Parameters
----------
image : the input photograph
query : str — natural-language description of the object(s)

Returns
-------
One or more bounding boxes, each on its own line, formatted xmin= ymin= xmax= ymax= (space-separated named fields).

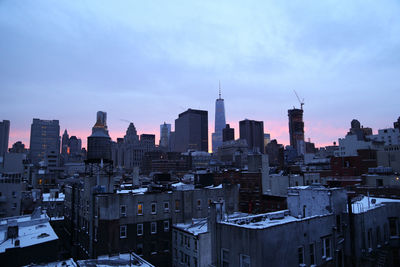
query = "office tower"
xmin=124 ymin=122 xmax=139 ymax=144
xmin=222 ymin=124 xmax=234 ymax=142
xmin=159 ymin=122 xmax=171 ymax=149
xmin=264 ymin=133 xmax=271 ymax=153
xmin=175 ymin=109 xmax=208 ymax=152
xmin=394 ymin=117 xmax=400 ymax=130
xmin=29 ymin=119 xmax=60 ymax=165
xmin=9 ymin=141 xmax=27 ymax=153
xmin=239 ymin=119 xmax=264 ymax=153
xmin=61 ymin=129 xmax=69 ymax=155
xmin=87 ymin=111 xmax=111 ymax=160
xmin=140 ymin=134 xmax=156 ymax=152
xmin=288 ymin=108 xmax=304 ymax=151
xmin=212 ymin=89 xmax=226 ymax=152
xmin=68 ymin=136 xmax=82 ymax=155
xmin=0 ymin=120 xmax=10 ymax=158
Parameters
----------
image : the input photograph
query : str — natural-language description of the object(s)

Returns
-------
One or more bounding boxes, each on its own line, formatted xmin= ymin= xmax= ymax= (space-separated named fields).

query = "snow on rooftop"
xmin=77 ymin=253 xmax=154 ymax=267
xmin=204 ymin=184 xmax=223 ymax=189
xmin=117 ymin=187 xmax=148 ymax=194
xmin=26 ymin=258 xmax=77 ymax=267
xmin=350 ymin=196 xmax=400 ymax=214
xmin=174 ymin=218 xmax=208 ymax=236
xmin=42 ymin=193 xmax=65 ymax=202
xmin=171 ymin=182 xmax=194 ymax=191
xmin=0 ymin=214 xmax=58 ymax=253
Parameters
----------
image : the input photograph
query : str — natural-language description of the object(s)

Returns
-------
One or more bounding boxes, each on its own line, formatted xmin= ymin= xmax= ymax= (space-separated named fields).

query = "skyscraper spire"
xmin=219 ymin=81 xmax=221 ymax=99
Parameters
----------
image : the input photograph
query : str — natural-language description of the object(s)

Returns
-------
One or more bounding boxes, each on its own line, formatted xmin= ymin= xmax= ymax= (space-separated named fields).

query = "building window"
xmin=310 ymin=243 xmax=315 ymax=265
xmin=12 ymin=191 xmax=16 ymax=198
xmin=377 ymin=226 xmax=381 ymax=246
xmin=12 ymin=203 xmax=17 ymax=209
xmin=164 ymin=220 xmax=169 ymax=232
xmin=336 ymin=214 xmax=341 ymax=233
xmin=240 ymin=254 xmax=250 ymax=267
xmin=389 ymin=217 xmax=398 ymax=237
xmin=197 ymin=199 xmax=202 ymax=209
xmin=175 ymin=200 xmax=180 ymax=212
xmin=151 ymin=202 xmax=157 ymax=214
xmin=174 ymin=248 xmax=178 ymax=259
xmin=164 ymin=201 xmax=170 ymax=212
xmin=184 ymin=235 xmax=188 ymax=247
xmin=180 ymin=233 xmax=183 ymax=246
xmin=298 ymin=246 xmax=304 ymax=265
xmin=151 ymin=222 xmax=157 ymax=234
xmin=120 ymin=205 xmax=127 ymax=217
xmin=150 ymin=241 xmax=157 ymax=255
xmin=137 ymin=223 xmax=143 ymax=236
xmin=137 ymin=203 xmax=143 ymax=215
xmin=136 ymin=243 xmax=143 ymax=255
xmin=322 ymin=237 xmax=331 ymax=259
xmin=194 ymin=257 xmax=198 ymax=267
xmin=222 ymin=248 xmax=230 ymax=267
xmin=120 ymin=225 xmax=127 ymax=239
xmin=368 ymin=228 xmax=372 ymax=249
xmin=185 ymin=254 xmax=190 ymax=265
xmin=174 ymin=231 xmax=177 ymax=244
xmin=194 ymin=238 xmax=198 ymax=251
xmin=180 ymin=251 xmax=184 ymax=263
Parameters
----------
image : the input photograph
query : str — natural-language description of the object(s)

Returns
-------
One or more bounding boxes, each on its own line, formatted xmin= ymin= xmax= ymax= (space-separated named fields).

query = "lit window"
xmin=137 ymin=224 xmax=143 ymax=236
xmin=164 ymin=220 xmax=169 ymax=232
xmin=240 ymin=254 xmax=250 ymax=267
xmin=151 ymin=202 xmax=157 ymax=214
xmin=197 ymin=199 xmax=202 ymax=209
xmin=120 ymin=205 xmax=127 ymax=217
xmin=164 ymin=201 xmax=170 ymax=212
xmin=137 ymin=203 xmax=143 ymax=215
xmin=120 ymin=225 xmax=127 ymax=238
xmin=151 ymin=222 xmax=157 ymax=234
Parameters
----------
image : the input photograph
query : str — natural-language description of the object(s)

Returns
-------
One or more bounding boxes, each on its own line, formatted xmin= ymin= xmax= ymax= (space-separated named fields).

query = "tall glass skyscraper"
xmin=212 ymin=88 xmax=226 ymax=153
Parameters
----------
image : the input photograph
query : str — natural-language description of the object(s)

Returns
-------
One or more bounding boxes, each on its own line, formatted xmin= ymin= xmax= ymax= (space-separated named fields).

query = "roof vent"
xmin=14 ymin=239 xmax=20 ymax=247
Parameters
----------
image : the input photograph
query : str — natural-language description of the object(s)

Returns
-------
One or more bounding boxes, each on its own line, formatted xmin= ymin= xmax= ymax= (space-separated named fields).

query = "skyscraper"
xmin=288 ymin=108 xmax=304 ymax=152
xmin=61 ymin=129 xmax=69 ymax=155
xmin=0 ymin=120 xmax=10 ymax=158
xmin=159 ymin=122 xmax=171 ymax=149
xmin=222 ymin=124 xmax=234 ymax=142
xmin=239 ymin=119 xmax=264 ymax=153
xmin=29 ymin=119 xmax=60 ymax=165
xmin=175 ymin=109 xmax=208 ymax=152
xmin=212 ymin=88 xmax=226 ymax=153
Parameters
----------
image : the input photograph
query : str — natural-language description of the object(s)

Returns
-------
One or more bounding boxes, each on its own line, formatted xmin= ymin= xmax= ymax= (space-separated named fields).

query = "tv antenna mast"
xmin=293 ymin=90 xmax=304 ymax=110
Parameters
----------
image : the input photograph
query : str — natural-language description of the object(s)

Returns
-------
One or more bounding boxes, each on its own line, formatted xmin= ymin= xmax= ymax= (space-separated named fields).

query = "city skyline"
xmin=1 ymin=0 xmax=400 ymax=150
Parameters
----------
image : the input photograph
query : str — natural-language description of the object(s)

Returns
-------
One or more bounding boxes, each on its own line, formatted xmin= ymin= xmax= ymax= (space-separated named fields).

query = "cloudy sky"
xmin=1 ymin=0 xmax=399 ymax=150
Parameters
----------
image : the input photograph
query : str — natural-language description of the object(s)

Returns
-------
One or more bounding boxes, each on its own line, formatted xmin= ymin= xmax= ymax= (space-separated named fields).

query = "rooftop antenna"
xmin=293 ymin=90 xmax=304 ymax=110
xmin=219 ymin=81 xmax=222 ymax=99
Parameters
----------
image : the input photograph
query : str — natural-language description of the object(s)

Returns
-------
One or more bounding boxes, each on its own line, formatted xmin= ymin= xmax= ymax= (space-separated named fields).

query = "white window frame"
xmin=164 ymin=201 xmax=170 ymax=212
xmin=322 ymin=237 xmax=331 ymax=259
xmin=164 ymin=220 xmax=169 ymax=232
xmin=137 ymin=223 xmax=143 ymax=236
xmin=151 ymin=221 xmax=157 ymax=234
xmin=120 ymin=225 xmax=127 ymax=239
xmin=120 ymin=205 xmax=127 ymax=217
xmin=151 ymin=202 xmax=157 ymax=214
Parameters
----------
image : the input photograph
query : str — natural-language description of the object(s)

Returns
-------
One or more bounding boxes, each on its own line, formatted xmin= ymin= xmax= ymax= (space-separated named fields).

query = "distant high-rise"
xmin=175 ymin=109 xmax=208 ymax=152
xmin=212 ymin=88 xmax=226 ymax=152
xmin=288 ymin=108 xmax=304 ymax=151
xmin=239 ymin=119 xmax=264 ymax=153
xmin=394 ymin=117 xmax=400 ymax=130
xmin=29 ymin=119 xmax=60 ymax=164
xmin=0 ymin=120 xmax=10 ymax=158
xmin=140 ymin=134 xmax=156 ymax=152
xmin=222 ymin=124 xmax=234 ymax=142
xmin=87 ymin=111 xmax=111 ymax=160
xmin=61 ymin=129 xmax=69 ymax=155
xmin=124 ymin=123 xmax=139 ymax=144
xmin=159 ymin=122 xmax=171 ymax=149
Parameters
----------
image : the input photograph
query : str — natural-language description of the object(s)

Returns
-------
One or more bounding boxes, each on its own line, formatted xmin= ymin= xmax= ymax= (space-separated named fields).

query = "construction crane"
xmin=293 ymin=90 xmax=304 ymax=110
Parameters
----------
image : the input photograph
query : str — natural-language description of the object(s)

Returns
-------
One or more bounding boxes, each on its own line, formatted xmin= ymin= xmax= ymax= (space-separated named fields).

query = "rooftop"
xmin=77 ymin=252 xmax=154 ymax=267
xmin=0 ymin=213 xmax=58 ymax=253
xmin=350 ymin=196 xmax=400 ymax=214
xmin=42 ymin=193 xmax=65 ymax=202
